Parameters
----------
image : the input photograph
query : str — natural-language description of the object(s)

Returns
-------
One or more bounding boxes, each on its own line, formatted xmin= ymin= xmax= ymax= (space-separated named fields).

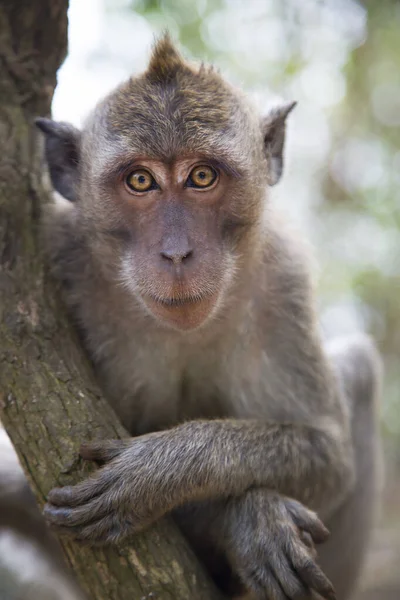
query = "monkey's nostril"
xmin=181 ymin=249 xmax=193 ymax=262
xmin=160 ymin=249 xmax=193 ymax=264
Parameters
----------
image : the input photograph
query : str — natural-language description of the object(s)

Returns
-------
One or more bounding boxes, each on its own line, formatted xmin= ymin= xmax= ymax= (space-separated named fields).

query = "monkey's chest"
xmin=96 ymin=344 xmax=230 ymax=436
xmin=90 ymin=317 xmax=272 ymax=436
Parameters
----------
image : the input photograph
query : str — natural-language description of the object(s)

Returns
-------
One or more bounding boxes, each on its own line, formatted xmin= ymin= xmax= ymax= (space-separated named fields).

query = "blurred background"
xmin=52 ymin=0 xmax=399 ymax=595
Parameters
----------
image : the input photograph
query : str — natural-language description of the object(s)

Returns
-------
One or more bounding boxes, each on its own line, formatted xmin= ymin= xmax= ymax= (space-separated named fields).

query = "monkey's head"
xmin=36 ymin=35 xmax=295 ymax=332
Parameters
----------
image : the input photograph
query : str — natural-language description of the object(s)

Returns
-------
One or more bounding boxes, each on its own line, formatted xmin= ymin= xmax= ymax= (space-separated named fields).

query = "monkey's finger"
xmin=53 ymin=513 xmax=133 ymax=546
xmin=299 ymin=531 xmax=317 ymax=558
xmin=75 ymin=514 xmax=133 ymax=545
xmin=269 ymin=553 xmax=310 ymax=599
xmin=238 ymin=563 xmax=288 ymax=600
xmin=47 ymin=471 xmax=114 ymax=507
xmin=291 ymin=548 xmax=336 ymax=600
xmin=43 ymin=495 xmax=111 ymax=528
xmin=286 ymin=500 xmax=330 ymax=544
xmin=80 ymin=440 xmax=131 ymax=463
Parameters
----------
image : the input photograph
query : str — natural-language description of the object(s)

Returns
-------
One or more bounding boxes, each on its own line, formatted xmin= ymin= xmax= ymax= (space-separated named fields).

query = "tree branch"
xmin=0 ymin=2 xmax=221 ymax=598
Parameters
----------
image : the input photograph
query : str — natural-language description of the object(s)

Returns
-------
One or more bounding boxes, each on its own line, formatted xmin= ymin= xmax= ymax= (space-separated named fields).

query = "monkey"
xmin=35 ymin=35 xmax=382 ymax=600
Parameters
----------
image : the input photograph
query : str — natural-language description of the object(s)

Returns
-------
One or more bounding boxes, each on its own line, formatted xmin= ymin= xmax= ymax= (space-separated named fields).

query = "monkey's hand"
xmin=43 ymin=437 xmax=175 ymax=544
xmin=222 ymin=489 xmax=335 ymax=600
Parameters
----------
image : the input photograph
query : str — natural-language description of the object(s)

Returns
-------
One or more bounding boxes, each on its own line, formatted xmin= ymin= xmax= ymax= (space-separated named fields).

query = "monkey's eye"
xmin=125 ymin=169 xmax=156 ymax=193
xmin=187 ymin=165 xmax=218 ymax=189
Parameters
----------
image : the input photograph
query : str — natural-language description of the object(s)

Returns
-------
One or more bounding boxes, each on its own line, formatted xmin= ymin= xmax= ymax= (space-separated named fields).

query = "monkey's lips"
xmin=142 ymin=291 xmax=219 ymax=331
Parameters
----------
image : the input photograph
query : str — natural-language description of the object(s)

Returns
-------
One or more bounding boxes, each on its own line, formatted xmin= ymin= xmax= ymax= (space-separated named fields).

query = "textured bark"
xmin=0 ymin=2 xmax=221 ymax=598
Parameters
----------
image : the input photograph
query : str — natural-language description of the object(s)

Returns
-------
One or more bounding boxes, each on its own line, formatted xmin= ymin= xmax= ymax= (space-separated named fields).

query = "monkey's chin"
xmin=142 ymin=293 xmax=219 ymax=331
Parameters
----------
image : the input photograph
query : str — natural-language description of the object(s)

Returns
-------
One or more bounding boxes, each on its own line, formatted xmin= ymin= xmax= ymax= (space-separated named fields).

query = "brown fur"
xmin=36 ymin=36 xmax=382 ymax=600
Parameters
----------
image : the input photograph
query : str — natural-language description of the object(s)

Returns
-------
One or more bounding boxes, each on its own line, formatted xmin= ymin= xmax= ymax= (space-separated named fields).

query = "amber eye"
xmin=125 ymin=169 xmax=155 ymax=192
xmin=187 ymin=165 xmax=218 ymax=189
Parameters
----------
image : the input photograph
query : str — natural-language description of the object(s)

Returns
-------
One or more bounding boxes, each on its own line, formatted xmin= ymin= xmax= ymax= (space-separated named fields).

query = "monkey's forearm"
xmin=44 ymin=417 xmax=354 ymax=542
xmin=153 ymin=419 xmax=354 ymax=514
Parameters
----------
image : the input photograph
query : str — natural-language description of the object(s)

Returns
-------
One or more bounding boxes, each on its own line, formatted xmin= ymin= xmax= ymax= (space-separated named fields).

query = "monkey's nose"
xmin=160 ymin=248 xmax=193 ymax=264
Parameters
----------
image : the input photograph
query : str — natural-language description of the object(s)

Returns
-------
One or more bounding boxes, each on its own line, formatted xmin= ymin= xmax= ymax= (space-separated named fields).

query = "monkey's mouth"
xmin=142 ymin=290 xmax=219 ymax=331
xmin=153 ymin=295 xmax=203 ymax=307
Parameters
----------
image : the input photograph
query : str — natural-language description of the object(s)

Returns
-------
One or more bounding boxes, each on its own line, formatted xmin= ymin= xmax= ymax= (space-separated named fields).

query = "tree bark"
xmin=0 ymin=2 xmax=221 ymax=598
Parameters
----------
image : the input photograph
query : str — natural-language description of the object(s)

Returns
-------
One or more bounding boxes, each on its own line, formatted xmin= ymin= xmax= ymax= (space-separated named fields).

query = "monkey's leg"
xmin=317 ymin=334 xmax=382 ymax=600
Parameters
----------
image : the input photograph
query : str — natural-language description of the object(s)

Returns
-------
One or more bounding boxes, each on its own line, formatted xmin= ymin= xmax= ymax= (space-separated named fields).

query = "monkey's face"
xmin=88 ymin=152 xmax=250 ymax=332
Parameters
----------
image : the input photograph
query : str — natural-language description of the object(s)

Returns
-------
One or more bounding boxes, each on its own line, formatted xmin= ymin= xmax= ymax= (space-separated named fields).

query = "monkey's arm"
xmin=44 ymin=410 xmax=354 ymax=538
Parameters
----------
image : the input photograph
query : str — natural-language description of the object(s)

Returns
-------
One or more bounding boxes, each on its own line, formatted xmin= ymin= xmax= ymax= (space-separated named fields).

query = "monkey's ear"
xmin=262 ymin=101 xmax=296 ymax=186
xmin=35 ymin=118 xmax=81 ymax=202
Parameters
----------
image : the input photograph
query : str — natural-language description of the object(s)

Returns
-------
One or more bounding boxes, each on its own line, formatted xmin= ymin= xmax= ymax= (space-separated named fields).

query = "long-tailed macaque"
xmin=36 ymin=35 xmax=382 ymax=600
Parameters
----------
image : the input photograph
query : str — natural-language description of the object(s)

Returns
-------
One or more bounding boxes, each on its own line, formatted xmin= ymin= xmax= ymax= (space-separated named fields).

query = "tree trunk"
xmin=0 ymin=2 xmax=221 ymax=598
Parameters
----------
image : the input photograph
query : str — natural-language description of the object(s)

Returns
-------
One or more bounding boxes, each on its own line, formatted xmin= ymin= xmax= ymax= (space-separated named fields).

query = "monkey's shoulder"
xmin=257 ymin=219 xmax=316 ymax=322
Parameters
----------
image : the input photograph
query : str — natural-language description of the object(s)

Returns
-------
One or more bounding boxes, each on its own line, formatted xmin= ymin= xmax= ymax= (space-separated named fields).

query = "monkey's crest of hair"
xmin=98 ymin=33 xmax=253 ymax=168
xmin=146 ymin=33 xmax=191 ymax=84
